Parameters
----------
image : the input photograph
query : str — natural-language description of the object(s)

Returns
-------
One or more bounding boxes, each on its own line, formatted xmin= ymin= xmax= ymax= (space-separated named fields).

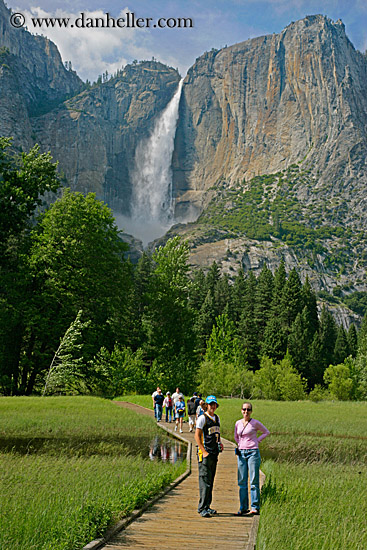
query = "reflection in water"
xmin=149 ymin=435 xmax=185 ymax=463
xmin=0 ymin=434 xmax=187 ymax=461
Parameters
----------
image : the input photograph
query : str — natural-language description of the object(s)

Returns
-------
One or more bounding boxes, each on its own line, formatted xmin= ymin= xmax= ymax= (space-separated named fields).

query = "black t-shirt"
xmin=203 ymin=413 xmax=221 ymax=455
xmin=154 ymin=394 xmax=164 ymax=406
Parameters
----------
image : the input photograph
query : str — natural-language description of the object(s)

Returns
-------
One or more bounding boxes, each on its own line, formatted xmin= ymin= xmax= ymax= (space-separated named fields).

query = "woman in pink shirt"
xmin=234 ymin=402 xmax=270 ymax=516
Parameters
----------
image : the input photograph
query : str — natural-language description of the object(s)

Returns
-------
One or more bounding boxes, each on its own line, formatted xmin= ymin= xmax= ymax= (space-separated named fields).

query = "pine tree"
xmin=301 ymin=276 xmax=319 ymax=334
xmin=271 ymin=260 xmax=286 ymax=319
xmin=347 ymin=324 xmax=358 ymax=358
xmin=254 ymin=265 xmax=274 ymax=340
xmin=195 ymin=291 xmax=217 ymax=355
xmin=288 ymin=306 xmax=313 ymax=379
xmin=318 ymin=305 xmax=337 ymax=369
xmin=238 ymin=271 xmax=259 ymax=367
xmin=354 ymin=314 xmax=367 ymax=399
xmin=357 ymin=313 xmax=367 ymax=349
xmin=334 ymin=325 xmax=350 ymax=365
xmin=43 ymin=310 xmax=91 ymax=395
xmin=281 ymin=267 xmax=303 ymax=330
xmin=127 ymin=252 xmax=153 ymax=350
xmin=189 ymin=268 xmax=207 ymax=312
xmin=308 ymin=331 xmax=324 ymax=387
xmin=230 ymin=268 xmax=247 ymax=325
xmin=260 ymin=317 xmax=288 ymax=361
xmin=205 ymin=261 xmax=221 ymax=297
xmin=214 ymin=274 xmax=232 ymax=319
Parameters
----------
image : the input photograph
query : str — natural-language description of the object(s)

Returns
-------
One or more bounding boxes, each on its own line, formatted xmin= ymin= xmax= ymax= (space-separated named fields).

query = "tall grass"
xmin=0 ymin=396 xmax=186 ymax=550
xmin=259 ymin=461 xmax=367 ymax=550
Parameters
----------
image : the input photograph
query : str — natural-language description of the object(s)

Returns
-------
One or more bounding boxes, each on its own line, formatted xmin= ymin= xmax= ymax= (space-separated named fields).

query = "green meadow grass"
xmin=0 ymin=396 xmax=186 ymax=550
xmin=259 ymin=461 xmax=367 ymax=550
xmin=122 ymin=395 xmax=367 ymax=549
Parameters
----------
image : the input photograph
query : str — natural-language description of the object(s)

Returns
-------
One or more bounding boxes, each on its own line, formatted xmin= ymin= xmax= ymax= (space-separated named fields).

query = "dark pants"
xmin=197 ymin=453 xmax=218 ymax=513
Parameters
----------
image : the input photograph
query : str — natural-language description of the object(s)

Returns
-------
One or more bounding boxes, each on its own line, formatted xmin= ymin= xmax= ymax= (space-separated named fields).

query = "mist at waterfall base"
xmin=114 ymin=213 xmax=173 ymax=248
xmin=115 ymin=80 xmax=184 ymax=248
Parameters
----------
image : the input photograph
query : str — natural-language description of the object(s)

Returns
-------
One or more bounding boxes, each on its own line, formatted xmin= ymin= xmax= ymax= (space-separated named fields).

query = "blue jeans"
xmin=155 ymin=404 xmax=163 ymax=421
xmin=237 ymin=448 xmax=261 ymax=511
xmin=165 ymin=406 xmax=172 ymax=422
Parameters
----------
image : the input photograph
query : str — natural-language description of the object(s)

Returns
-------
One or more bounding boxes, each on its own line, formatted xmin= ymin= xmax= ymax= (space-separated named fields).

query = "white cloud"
xmin=22 ymin=6 xmax=159 ymax=81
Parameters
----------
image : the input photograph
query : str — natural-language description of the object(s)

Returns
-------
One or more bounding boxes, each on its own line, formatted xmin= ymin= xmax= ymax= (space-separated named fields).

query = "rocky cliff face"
xmin=173 ymin=15 xmax=367 ymax=221
xmin=0 ymin=0 xmax=83 ymax=150
xmin=33 ymin=62 xmax=180 ymax=212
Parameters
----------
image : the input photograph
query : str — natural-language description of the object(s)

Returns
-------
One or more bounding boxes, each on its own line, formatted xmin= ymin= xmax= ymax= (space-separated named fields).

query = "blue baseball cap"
xmin=205 ymin=395 xmax=219 ymax=406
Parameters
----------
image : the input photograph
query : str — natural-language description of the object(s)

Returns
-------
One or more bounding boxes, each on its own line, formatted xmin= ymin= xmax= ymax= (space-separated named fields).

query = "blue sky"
xmin=6 ymin=0 xmax=367 ymax=81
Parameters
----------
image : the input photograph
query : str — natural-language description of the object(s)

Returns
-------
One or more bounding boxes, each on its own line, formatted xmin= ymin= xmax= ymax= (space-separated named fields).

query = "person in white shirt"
xmin=151 ymin=386 xmax=160 ymax=419
xmin=171 ymin=387 xmax=181 ymax=421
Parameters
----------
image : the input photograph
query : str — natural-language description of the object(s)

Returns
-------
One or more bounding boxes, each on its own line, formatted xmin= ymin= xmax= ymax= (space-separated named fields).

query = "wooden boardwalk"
xmin=98 ymin=402 xmax=263 ymax=550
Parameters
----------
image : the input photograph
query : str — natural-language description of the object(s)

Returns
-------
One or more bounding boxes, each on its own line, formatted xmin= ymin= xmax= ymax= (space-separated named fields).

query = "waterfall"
xmin=119 ymin=79 xmax=183 ymax=246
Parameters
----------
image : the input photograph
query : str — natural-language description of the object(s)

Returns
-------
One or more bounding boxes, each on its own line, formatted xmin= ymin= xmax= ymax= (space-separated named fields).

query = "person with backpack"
xmin=153 ymin=388 xmax=164 ymax=422
xmin=187 ymin=394 xmax=197 ymax=432
xmin=151 ymin=386 xmax=161 ymax=419
xmin=174 ymin=394 xmax=185 ymax=433
xmin=194 ymin=395 xmax=223 ymax=517
xmin=163 ymin=391 xmax=173 ymax=422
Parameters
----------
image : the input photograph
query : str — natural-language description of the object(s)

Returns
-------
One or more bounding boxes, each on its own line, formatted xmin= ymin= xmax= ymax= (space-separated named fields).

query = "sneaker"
xmin=179 ymin=429 xmax=183 ymax=433
xmin=249 ymin=509 xmax=260 ymax=515
xmin=207 ymin=508 xmax=217 ymax=515
xmin=237 ymin=509 xmax=249 ymax=516
xmin=174 ymin=426 xmax=177 ymax=432
xmin=200 ymin=510 xmax=212 ymax=518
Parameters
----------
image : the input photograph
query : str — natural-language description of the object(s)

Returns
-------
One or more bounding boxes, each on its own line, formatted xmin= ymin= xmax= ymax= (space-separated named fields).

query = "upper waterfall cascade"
xmin=119 ymin=79 xmax=184 ymax=246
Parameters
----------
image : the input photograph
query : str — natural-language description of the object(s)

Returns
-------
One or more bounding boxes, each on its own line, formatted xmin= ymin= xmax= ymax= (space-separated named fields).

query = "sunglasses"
xmin=242 ymin=408 xmax=252 ymax=411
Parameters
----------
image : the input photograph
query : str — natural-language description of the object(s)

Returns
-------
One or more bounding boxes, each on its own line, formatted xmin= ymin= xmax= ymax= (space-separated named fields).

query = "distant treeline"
xmin=1 ymin=138 xmax=366 ymax=399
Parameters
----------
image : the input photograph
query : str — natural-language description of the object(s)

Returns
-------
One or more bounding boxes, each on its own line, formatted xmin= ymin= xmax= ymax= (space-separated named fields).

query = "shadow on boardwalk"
xmin=84 ymin=401 xmax=263 ymax=550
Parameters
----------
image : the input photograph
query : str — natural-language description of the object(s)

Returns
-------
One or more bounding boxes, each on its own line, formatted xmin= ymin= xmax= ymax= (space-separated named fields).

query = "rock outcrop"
xmin=0 ymin=0 xmax=83 ymax=149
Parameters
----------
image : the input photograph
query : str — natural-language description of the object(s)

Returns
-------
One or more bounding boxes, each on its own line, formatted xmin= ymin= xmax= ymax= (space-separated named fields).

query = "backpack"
xmin=187 ymin=398 xmax=196 ymax=415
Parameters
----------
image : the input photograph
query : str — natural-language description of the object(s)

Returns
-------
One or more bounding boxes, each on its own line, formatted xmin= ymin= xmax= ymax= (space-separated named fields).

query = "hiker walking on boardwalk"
xmin=152 ymin=386 xmax=161 ymax=419
xmin=154 ymin=388 xmax=164 ymax=422
xmin=187 ymin=393 xmax=197 ymax=432
xmin=234 ymin=402 xmax=270 ymax=516
xmin=171 ymin=387 xmax=181 ymax=421
xmin=163 ymin=391 xmax=173 ymax=422
xmin=195 ymin=395 xmax=223 ymax=518
xmin=174 ymin=394 xmax=185 ymax=433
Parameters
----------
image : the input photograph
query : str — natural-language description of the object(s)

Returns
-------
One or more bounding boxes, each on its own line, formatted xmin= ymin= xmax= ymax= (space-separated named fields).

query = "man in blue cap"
xmin=194 ymin=395 xmax=223 ymax=517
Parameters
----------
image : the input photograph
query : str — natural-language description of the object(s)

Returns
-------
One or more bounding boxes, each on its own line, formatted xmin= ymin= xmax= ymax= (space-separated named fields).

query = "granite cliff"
xmin=0 ymin=0 xmax=83 ymax=148
xmin=173 ymin=15 xmax=367 ymax=221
